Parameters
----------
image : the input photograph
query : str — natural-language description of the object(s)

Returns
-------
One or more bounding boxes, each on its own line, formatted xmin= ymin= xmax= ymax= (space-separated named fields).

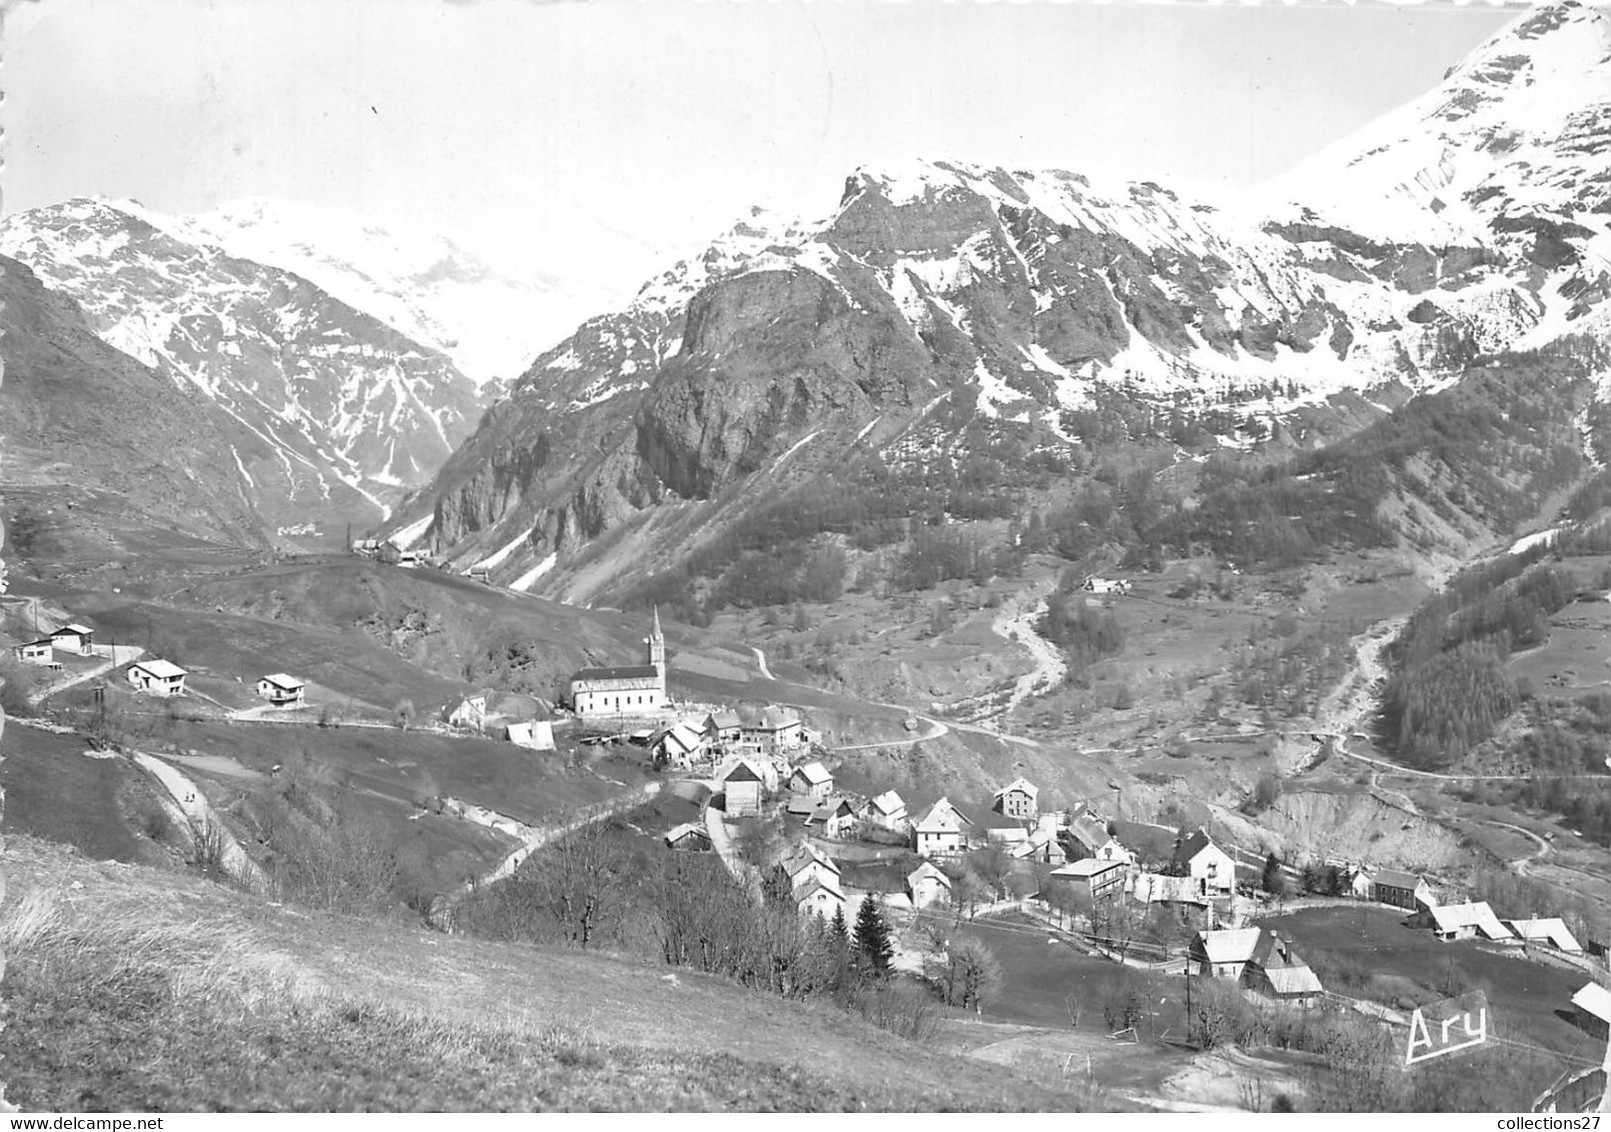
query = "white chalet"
xmin=1173 ymin=829 xmax=1236 ymax=899
xmin=913 ymin=797 xmax=973 ymax=860
xmin=50 ymin=623 xmax=94 ymax=655
xmin=256 ymin=673 xmax=305 ymax=707
xmin=907 ymin=861 xmax=952 ymax=909
xmin=128 ymin=659 xmax=187 ymax=697
xmin=14 ymin=639 xmax=58 ymax=668
xmin=860 ymin=789 xmax=909 ymax=831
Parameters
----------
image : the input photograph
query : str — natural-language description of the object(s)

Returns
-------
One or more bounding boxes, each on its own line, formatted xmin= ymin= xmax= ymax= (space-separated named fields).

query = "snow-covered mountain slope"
xmin=0 ymin=197 xmax=491 ymax=542
xmin=392 ymin=140 xmax=1553 ymax=598
xmin=176 ymin=197 xmax=614 ymax=386
xmin=1264 ymin=0 xmax=1611 ymax=343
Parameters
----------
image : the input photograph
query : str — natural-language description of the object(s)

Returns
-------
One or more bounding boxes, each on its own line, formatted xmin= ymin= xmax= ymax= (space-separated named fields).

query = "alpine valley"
xmin=11 ymin=1 xmax=1611 ymax=1114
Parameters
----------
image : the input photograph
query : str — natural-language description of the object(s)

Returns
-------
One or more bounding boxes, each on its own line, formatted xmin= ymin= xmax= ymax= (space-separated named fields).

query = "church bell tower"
xmin=646 ymin=606 xmax=666 ymax=685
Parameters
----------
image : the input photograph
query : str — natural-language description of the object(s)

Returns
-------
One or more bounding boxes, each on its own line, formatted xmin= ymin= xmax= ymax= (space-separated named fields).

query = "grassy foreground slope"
xmin=0 ymin=837 xmax=1110 ymax=1112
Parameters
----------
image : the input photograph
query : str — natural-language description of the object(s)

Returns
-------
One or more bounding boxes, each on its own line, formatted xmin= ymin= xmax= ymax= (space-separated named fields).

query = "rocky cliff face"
xmin=391 ymin=1 xmax=1611 ymax=597
xmin=0 ymin=198 xmax=490 ymax=545
xmin=1 ymin=254 xmax=270 ymax=546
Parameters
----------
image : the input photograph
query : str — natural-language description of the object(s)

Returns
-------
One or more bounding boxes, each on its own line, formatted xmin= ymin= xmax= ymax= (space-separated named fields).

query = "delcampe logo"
xmin=1405 ymin=990 xmax=1490 ymax=1068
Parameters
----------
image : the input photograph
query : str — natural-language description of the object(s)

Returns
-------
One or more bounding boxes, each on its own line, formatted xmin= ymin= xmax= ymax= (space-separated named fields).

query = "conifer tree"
xmin=852 ymin=893 xmax=894 ymax=979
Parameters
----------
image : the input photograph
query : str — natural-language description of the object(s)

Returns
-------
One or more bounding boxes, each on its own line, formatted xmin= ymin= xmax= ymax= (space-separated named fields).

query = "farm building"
xmin=127 ymin=659 xmax=187 ymax=697
xmin=1173 ymin=830 xmax=1236 ymax=899
xmin=913 ymin=798 xmax=973 ymax=860
xmin=993 ymin=777 xmax=1039 ymax=821
xmin=1190 ymin=928 xmax=1264 ymax=980
xmin=50 ymin=623 xmax=94 ymax=655
xmin=256 ymin=673 xmax=305 ymax=707
xmin=1371 ymin=869 xmax=1435 ymax=910
xmin=14 ymin=639 xmax=58 ymax=668
xmin=907 ymin=861 xmax=952 ymax=909
xmin=785 ymin=795 xmax=817 ymax=819
xmin=663 ymin=823 xmax=711 ymax=851
xmin=1505 ymin=918 xmax=1584 ymax=953
xmin=703 ymin=710 xmax=742 ymax=746
xmin=719 ymin=758 xmax=765 ymax=818
xmin=507 ymin=720 xmax=556 ymax=751
xmin=859 ymin=789 xmax=908 ymax=831
xmin=743 ymin=706 xmax=805 ymax=756
xmin=1413 ymin=901 xmax=1512 ymax=942
xmin=656 ymin=722 xmax=706 ymax=768
xmin=447 ymin=694 xmax=487 ymax=730
xmin=788 ymin=760 xmax=834 ymax=801
xmin=570 ymin=610 xmax=667 ymax=718
xmin=1049 ymin=855 xmax=1129 ymax=901
xmin=806 ymin=798 xmax=857 ymax=839
xmin=783 ymin=843 xmax=841 ymax=892
xmin=1243 ymin=930 xmax=1324 ymax=1002
xmin=1571 ymin=982 xmax=1611 ymax=1040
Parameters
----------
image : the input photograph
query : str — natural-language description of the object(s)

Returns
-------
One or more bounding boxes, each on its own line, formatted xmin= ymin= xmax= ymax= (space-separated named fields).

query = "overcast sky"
xmin=3 ymin=0 xmax=1518 ymax=285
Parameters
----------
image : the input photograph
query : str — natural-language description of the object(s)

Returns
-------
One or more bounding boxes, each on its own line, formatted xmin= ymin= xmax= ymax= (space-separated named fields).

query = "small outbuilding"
xmin=907 ymin=861 xmax=952 ymax=909
xmin=507 ymin=720 xmax=556 ymax=751
xmin=719 ymin=758 xmax=765 ymax=818
xmin=663 ymin=823 xmax=711 ymax=851
xmin=788 ymin=760 xmax=834 ymax=801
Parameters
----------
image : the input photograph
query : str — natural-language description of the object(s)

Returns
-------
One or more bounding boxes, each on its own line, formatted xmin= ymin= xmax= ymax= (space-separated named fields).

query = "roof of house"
xmin=661 ymin=723 xmax=705 ymax=752
xmin=132 ymin=659 xmax=187 ymax=679
xmin=663 ymin=822 xmax=708 ymax=845
xmin=1174 ymin=829 xmax=1230 ymax=867
xmin=18 ymin=638 xmax=54 ymax=650
xmin=259 ymin=673 xmax=304 ymax=689
xmin=867 ymin=789 xmax=905 ymax=816
xmin=907 ymin=861 xmax=951 ymax=888
xmin=1052 ymin=857 xmax=1128 ymax=879
xmin=1066 ymin=814 xmax=1111 ymax=851
xmin=1249 ymin=929 xmax=1308 ymax=970
xmin=571 ymin=665 xmax=660 ymax=683
xmin=1572 ymin=982 xmax=1611 ymax=1023
xmin=56 ymin=623 xmax=94 ymax=636
xmin=784 ymin=843 xmax=840 ymax=878
xmin=1428 ymin=902 xmax=1512 ymax=940
xmin=955 ymin=802 xmax=1026 ymax=831
xmin=745 ymin=705 xmax=802 ymax=731
xmin=915 ymin=797 xmax=975 ymax=833
xmin=720 ymin=759 xmax=764 ymax=784
xmin=1261 ymin=964 xmax=1325 ymax=996
xmin=793 ymin=761 xmax=832 ymax=785
xmin=1195 ymin=928 xmax=1264 ymax=966
xmin=785 ymin=795 xmax=817 ymax=816
xmin=706 ymin=711 xmax=742 ymax=730
xmin=1373 ymin=869 xmax=1428 ymax=891
xmin=1506 ymin=918 xmax=1584 ymax=952
xmin=995 ymin=776 xmax=1039 ymax=801
xmin=793 ymin=877 xmax=845 ymax=906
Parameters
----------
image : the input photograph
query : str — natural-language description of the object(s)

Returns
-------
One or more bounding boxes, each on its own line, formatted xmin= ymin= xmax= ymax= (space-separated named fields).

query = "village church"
xmin=569 ymin=609 xmax=668 ymax=718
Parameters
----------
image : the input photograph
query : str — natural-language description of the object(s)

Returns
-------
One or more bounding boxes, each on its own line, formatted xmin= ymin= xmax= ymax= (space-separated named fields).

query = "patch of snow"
xmin=1510 ymin=527 xmax=1560 ymax=556
xmin=389 ymin=512 xmax=434 ymax=550
xmin=474 ymin=527 xmax=534 ymax=572
xmin=511 ymin=553 xmax=558 ymax=592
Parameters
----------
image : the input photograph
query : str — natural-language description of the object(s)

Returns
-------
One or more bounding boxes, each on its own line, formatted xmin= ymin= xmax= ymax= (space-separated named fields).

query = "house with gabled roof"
xmin=1243 ymin=930 xmax=1324 ymax=1001
xmin=1190 ymin=928 xmax=1264 ymax=979
xmin=1507 ymin=918 xmax=1584 ymax=954
xmin=704 ymin=710 xmax=742 ymax=746
xmin=127 ymin=658 xmax=187 ymax=697
xmin=507 ymin=720 xmax=556 ymax=751
xmin=256 ymin=673 xmax=305 ymax=707
xmin=1173 ymin=829 xmax=1236 ymax=899
xmin=14 ymin=639 xmax=59 ymax=669
xmin=1414 ymin=901 xmax=1512 ymax=942
xmin=743 ymin=706 xmax=804 ymax=755
xmin=993 ymin=776 xmax=1039 ymax=821
xmin=794 ymin=876 xmax=846 ymax=920
xmin=50 ymin=623 xmax=94 ymax=655
xmin=447 ymin=694 xmax=487 ymax=730
xmin=1371 ymin=869 xmax=1435 ymax=911
xmin=907 ymin=861 xmax=952 ymax=909
xmin=1063 ymin=811 xmax=1112 ymax=860
xmin=719 ymin=757 xmax=765 ymax=817
xmin=663 ymin=822 xmax=711 ymax=851
xmin=783 ymin=843 xmax=840 ymax=892
xmin=1571 ymin=982 xmax=1611 ymax=1040
xmin=913 ymin=797 xmax=973 ymax=860
xmin=788 ymin=760 xmax=834 ymax=801
xmin=806 ymin=797 xmax=857 ymax=839
xmin=656 ymin=722 xmax=707 ymax=769
xmin=859 ymin=789 xmax=908 ymax=832
xmin=1012 ymin=827 xmax=1067 ymax=864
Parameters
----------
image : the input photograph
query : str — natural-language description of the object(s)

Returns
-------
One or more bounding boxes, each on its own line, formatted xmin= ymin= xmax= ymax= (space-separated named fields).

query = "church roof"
xmin=571 ymin=665 xmax=660 ymax=683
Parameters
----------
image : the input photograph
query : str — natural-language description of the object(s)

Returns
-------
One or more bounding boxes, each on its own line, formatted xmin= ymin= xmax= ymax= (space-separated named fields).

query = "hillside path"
xmin=750 ymin=647 xmax=775 ymax=681
xmin=28 ymin=644 xmax=144 ymax=705
xmin=130 ymin=750 xmax=268 ymax=891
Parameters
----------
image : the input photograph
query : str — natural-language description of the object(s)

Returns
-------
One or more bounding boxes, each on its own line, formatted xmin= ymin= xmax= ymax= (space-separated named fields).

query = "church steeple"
xmin=646 ymin=606 xmax=666 ymax=683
